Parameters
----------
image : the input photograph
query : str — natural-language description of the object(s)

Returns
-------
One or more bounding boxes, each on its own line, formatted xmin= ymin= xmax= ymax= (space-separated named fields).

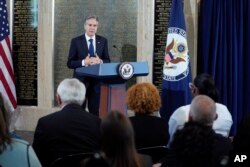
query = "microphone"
xmin=113 ymin=45 xmax=123 ymax=62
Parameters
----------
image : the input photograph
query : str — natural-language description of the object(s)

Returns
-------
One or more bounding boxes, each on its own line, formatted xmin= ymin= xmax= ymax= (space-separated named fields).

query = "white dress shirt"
xmin=82 ymin=34 xmax=96 ymax=66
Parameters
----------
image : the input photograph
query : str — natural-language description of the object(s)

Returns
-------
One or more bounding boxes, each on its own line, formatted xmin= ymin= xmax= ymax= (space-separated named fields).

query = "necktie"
xmin=89 ymin=38 xmax=95 ymax=57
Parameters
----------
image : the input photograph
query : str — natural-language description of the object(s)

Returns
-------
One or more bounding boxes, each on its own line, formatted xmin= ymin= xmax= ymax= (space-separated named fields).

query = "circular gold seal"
xmin=118 ymin=62 xmax=134 ymax=80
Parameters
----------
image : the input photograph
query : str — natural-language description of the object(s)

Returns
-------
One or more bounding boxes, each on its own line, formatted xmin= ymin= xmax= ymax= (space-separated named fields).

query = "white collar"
xmin=85 ymin=34 xmax=96 ymax=41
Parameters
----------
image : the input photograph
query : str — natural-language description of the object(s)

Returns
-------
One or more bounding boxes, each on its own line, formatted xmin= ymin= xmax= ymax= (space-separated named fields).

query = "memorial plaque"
xmin=153 ymin=0 xmax=171 ymax=92
xmin=13 ymin=0 xmax=38 ymax=105
xmin=54 ymin=0 xmax=137 ymax=103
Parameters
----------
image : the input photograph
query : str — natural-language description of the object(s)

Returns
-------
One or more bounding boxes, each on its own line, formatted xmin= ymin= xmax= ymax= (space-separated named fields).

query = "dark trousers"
xmin=82 ymin=78 xmax=101 ymax=116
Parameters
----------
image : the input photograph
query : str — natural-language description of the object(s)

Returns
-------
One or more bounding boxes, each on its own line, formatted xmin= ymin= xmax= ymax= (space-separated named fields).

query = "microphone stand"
xmin=113 ymin=45 xmax=123 ymax=62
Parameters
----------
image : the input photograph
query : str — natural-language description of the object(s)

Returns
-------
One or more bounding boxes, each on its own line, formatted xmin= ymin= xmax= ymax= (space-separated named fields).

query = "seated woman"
xmin=126 ymin=83 xmax=169 ymax=149
xmin=0 ymin=94 xmax=42 ymax=167
xmin=101 ymin=111 xmax=153 ymax=167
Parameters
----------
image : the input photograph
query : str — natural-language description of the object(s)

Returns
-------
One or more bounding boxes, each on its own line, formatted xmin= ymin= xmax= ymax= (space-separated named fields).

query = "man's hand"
xmin=84 ymin=54 xmax=103 ymax=66
xmin=92 ymin=54 xmax=103 ymax=64
xmin=84 ymin=55 xmax=92 ymax=65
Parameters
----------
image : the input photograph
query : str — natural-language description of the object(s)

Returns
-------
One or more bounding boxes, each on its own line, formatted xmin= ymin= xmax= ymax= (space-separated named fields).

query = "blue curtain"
xmin=198 ymin=0 xmax=250 ymax=135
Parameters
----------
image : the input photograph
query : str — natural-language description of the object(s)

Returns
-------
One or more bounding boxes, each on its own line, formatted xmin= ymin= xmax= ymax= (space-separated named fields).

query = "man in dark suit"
xmin=67 ymin=15 xmax=110 ymax=116
xmin=33 ymin=78 xmax=101 ymax=167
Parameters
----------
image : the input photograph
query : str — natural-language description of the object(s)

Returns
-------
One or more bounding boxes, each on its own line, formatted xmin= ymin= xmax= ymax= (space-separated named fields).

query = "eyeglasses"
xmin=189 ymin=82 xmax=194 ymax=89
xmin=189 ymin=83 xmax=197 ymax=90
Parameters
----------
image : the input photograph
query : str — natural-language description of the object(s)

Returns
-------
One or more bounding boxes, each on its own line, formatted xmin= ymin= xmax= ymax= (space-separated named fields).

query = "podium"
xmin=75 ymin=62 xmax=149 ymax=118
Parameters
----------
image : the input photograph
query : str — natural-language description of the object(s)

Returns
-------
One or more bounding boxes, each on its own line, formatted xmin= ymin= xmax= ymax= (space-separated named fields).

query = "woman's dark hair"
xmin=194 ymin=73 xmax=219 ymax=102
xmin=165 ymin=122 xmax=216 ymax=167
xmin=101 ymin=111 xmax=142 ymax=167
xmin=0 ymin=94 xmax=11 ymax=153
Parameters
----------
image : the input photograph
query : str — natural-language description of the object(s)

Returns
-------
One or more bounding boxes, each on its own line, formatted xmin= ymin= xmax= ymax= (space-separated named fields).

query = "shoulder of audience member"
xmin=214 ymin=133 xmax=233 ymax=150
xmin=215 ymin=103 xmax=232 ymax=116
xmin=11 ymin=138 xmax=30 ymax=146
xmin=138 ymin=153 xmax=153 ymax=167
xmin=171 ymin=105 xmax=190 ymax=117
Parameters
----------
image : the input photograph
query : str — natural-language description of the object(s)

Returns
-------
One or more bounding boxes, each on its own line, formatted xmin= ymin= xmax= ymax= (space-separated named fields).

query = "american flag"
xmin=0 ymin=0 xmax=17 ymax=111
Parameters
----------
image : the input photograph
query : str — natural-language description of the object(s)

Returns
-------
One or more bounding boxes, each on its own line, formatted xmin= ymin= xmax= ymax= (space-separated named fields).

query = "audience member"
xmin=101 ymin=111 xmax=153 ymax=167
xmin=32 ymin=78 xmax=101 ymax=167
xmin=168 ymin=73 xmax=233 ymax=143
xmin=161 ymin=95 xmax=232 ymax=167
xmin=232 ymin=112 xmax=250 ymax=155
xmin=228 ymin=112 xmax=250 ymax=167
xmin=127 ymin=83 xmax=169 ymax=149
xmin=0 ymin=94 xmax=41 ymax=167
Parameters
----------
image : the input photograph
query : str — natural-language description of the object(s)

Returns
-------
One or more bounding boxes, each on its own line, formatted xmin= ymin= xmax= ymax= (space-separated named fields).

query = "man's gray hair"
xmin=84 ymin=15 xmax=99 ymax=24
xmin=189 ymin=95 xmax=216 ymax=126
xmin=57 ymin=78 xmax=86 ymax=106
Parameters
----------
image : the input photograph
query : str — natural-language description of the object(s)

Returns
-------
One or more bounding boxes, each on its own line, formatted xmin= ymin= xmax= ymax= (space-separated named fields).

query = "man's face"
xmin=84 ymin=18 xmax=98 ymax=37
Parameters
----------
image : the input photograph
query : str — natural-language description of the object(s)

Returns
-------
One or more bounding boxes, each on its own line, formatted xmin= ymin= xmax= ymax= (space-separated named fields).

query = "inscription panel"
xmin=13 ymin=0 xmax=38 ymax=105
xmin=153 ymin=0 xmax=171 ymax=92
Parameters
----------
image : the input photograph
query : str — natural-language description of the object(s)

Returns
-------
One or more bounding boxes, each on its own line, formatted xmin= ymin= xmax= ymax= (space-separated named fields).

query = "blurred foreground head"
xmin=0 ymin=94 xmax=11 ymax=153
xmin=56 ymin=78 xmax=86 ymax=107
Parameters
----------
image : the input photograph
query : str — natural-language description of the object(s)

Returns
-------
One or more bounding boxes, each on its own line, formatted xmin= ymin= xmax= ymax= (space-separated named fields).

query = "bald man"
xmin=189 ymin=95 xmax=217 ymax=126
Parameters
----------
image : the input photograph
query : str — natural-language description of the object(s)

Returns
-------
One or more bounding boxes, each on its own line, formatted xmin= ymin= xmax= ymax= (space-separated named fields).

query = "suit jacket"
xmin=32 ymin=103 xmax=101 ymax=167
xmin=129 ymin=114 xmax=169 ymax=149
xmin=67 ymin=34 xmax=110 ymax=81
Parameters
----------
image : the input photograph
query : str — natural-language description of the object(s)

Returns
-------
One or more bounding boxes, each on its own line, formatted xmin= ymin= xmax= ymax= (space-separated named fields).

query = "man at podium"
xmin=67 ymin=15 xmax=110 ymax=116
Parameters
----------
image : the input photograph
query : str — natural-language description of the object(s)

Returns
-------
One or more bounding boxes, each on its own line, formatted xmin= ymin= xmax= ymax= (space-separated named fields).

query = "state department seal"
xmin=163 ymin=27 xmax=190 ymax=81
xmin=118 ymin=62 xmax=134 ymax=80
